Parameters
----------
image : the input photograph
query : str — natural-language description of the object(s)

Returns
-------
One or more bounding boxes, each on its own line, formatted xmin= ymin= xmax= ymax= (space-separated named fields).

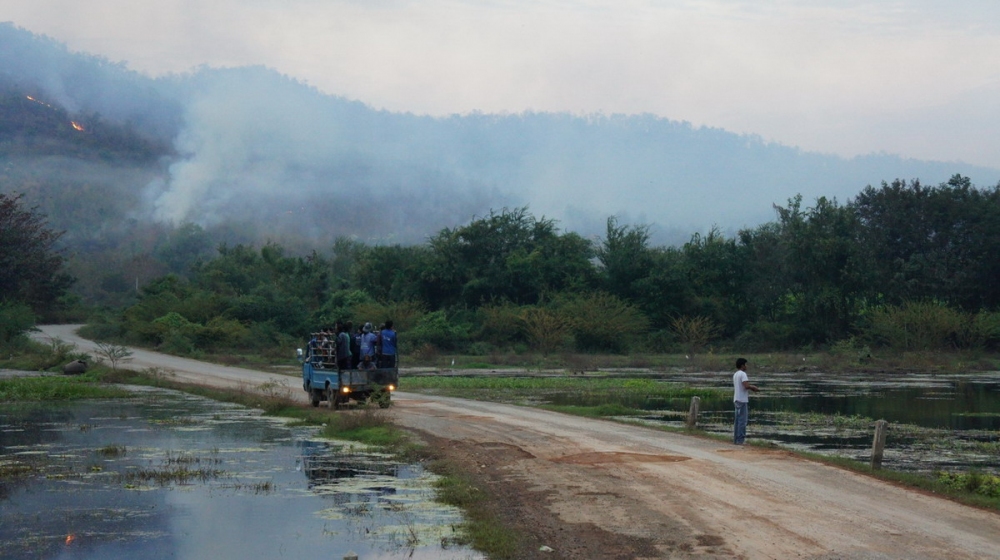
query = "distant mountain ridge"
xmin=1 ymin=21 xmax=998 ymax=248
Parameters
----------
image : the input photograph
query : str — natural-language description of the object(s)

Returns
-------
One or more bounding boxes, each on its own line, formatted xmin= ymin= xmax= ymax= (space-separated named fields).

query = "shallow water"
xmin=0 ymin=387 xmax=481 ymax=560
xmin=551 ymin=370 xmax=1000 ymax=473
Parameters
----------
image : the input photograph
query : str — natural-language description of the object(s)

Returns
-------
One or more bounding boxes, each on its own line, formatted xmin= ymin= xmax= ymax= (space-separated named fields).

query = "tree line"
xmin=5 ymin=175 xmax=1000 ymax=355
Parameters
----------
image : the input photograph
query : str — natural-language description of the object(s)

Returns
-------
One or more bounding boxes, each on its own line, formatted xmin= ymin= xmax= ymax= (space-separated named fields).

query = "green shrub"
xmin=195 ymin=317 xmax=249 ymax=348
xmin=0 ymin=301 xmax=35 ymax=344
xmin=407 ymin=311 xmax=470 ymax=350
xmin=735 ymin=320 xmax=798 ymax=351
xmin=937 ymin=471 xmax=1000 ymax=498
xmin=518 ymin=307 xmax=571 ymax=354
xmin=867 ymin=302 xmax=967 ymax=350
xmin=555 ymin=292 xmax=649 ymax=353
xmin=476 ymin=302 xmax=525 ymax=347
xmin=644 ymin=329 xmax=677 ymax=353
xmin=77 ymin=321 xmax=123 ymax=341
xmin=965 ymin=311 xmax=1000 ymax=350
xmin=350 ymin=300 xmax=426 ymax=332
xmin=670 ymin=315 xmax=720 ymax=355
xmin=466 ymin=341 xmax=493 ymax=356
xmin=316 ymin=289 xmax=374 ymax=323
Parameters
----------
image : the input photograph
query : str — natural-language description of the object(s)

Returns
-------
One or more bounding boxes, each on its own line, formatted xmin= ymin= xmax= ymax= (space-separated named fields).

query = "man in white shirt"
xmin=733 ymin=358 xmax=759 ymax=445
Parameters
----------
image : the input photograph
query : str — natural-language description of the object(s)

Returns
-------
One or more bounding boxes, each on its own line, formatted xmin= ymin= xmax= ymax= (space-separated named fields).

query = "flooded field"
xmin=553 ymin=370 xmax=1000 ymax=474
xmin=0 ymin=387 xmax=481 ymax=560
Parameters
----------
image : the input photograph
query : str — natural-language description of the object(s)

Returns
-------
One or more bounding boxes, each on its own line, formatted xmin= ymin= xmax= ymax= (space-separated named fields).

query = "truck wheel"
xmin=310 ymin=390 xmax=320 ymax=407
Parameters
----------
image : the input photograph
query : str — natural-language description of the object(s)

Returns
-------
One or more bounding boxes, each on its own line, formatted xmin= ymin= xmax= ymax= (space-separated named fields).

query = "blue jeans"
xmin=734 ymin=401 xmax=748 ymax=444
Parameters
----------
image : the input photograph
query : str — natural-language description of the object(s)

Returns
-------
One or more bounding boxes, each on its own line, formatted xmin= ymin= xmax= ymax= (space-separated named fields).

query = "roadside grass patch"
xmin=936 ymin=471 xmax=1000 ymax=499
xmin=431 ymin=459 xmax=522 ymax=560
xmin=322 ymin=407 xmax=408 ymax=448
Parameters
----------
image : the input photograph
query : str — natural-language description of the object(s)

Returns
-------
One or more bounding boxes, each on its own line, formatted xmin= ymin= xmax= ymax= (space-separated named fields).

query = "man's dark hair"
xmin=385 ymin=320 xmax=393 ymax=329
xmin=736 ymin=358 xmax=748 ymax=369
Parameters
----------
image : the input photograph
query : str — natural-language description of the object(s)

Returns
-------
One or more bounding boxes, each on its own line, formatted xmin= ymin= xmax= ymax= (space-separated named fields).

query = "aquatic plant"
xmin=97 ymin=445 xmax=127 ymax=458
xmin=0 ymin=376 xmax=131 ymax=402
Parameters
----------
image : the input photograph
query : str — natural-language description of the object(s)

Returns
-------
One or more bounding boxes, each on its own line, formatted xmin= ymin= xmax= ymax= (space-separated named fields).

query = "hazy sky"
xmin=4 ymin=0 xmax=999 ymax=169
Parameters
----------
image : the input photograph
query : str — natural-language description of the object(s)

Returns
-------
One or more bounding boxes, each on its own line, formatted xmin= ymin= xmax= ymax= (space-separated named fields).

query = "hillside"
xmin=2 ymin=22 xmax=1000 ymax=309
xmin=0 ymin=86 xmax=171 ymax=162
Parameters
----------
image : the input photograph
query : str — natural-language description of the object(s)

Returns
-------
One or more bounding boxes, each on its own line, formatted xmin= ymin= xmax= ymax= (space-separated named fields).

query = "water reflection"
xmin=546 ymin=370 xmax=1000 ymax=473
xmin=0 ymin=387 xmax=481 ymax=560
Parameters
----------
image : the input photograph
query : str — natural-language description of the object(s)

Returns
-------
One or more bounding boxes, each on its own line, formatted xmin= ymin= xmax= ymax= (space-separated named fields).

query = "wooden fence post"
xmin=871 ymin=419 xmax=888 ymax=470
xmin=686 ymin=396 xmax=701 ymax=429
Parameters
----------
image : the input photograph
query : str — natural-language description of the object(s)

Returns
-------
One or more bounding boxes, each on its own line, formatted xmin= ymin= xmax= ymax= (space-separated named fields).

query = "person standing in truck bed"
xmin=359 ymin=322 xmax=378 ymax=369
xmin=379 ymin=321 xmax=397 ymax=368
xmin=336 ymin=322 xmax=352 ymax=371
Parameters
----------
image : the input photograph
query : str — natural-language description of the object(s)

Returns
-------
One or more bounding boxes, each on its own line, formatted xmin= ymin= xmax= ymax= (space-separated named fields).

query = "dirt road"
xmin=35 ymin=325 xmax=1000 ymax=559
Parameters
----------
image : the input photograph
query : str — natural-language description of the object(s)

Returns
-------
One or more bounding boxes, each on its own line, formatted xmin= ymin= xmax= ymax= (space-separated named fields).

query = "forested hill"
xmin=0 ymin=86 xmax=171 ymax=162
xmin=3 ymin=22 xmax=1000 ymax=312
xmin=4 ymin=22 xmax=1000 ymax=246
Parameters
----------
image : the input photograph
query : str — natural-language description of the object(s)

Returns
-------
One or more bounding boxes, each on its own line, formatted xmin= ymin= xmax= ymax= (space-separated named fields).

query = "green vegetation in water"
xmin=119 ymin=465 xmax=226 ymax=486
xmin=403 ymin=375 xmax=723 ymax=404
xmin=97 ymin=445 xmax=127 ymax=458
xmin=540 ymin=403 xmax=645 ymax=418
xmin=0 ymin=375 xmax=132 ymax=402
xmin=0 ymin=460 xmax=39 ymax=478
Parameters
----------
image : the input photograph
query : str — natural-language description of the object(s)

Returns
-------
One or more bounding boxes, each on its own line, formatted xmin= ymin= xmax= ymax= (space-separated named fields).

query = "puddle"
xmin=0 ymin=387 xmax=482 ymax=560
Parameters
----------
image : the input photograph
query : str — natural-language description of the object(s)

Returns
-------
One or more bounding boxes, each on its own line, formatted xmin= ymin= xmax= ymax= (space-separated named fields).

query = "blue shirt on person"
xmin=380 ymin=329 xmax=397 ymax=356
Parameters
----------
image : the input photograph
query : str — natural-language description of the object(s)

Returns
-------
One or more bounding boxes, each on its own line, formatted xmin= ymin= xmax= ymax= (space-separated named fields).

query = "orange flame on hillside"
xmin=65 ymin=534 xmax=76 ymax=545
xmin=71 ymin=121 xmax=85 ymax=132
xmin=26 ymin=95 xmax=54 ymax=108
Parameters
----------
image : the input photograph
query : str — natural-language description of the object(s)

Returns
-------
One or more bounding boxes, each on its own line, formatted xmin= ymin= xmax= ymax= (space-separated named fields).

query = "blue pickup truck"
xmin=298 ymin=339 xmax=398 ymax=409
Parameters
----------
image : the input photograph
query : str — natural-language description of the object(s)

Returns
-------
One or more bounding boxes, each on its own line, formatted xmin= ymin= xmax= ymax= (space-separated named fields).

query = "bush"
xmin=406 ymin=311 xmax=470 ymax=351
xmin=466 ymin=341 xmax=493 ymax=356
xmin=734 ymin=320 xmax=801 ymax=352
xmin=476 ymin=302 xmax=525 ymax=347
xmin=350 ymin=300 xmax=426 ymax=331
xmin=866 ymin=302 xmax=966 ymax=351
xmin=518 ymin=307 xmax=571 ymax=354
xmin=195 ymin=317 xmax=249 ymax=348
xmin=316 ymin=289 xmax=374 ymax=324
xmin=644 ymin=329 xmax=677 ymax=353
xmin=0 ymin=301 xmax=35 ymax=344
xmin=77 ymin=320 xmax=123 ymax=341
xmin=555 ymin=293 xmax=649 ymax=353
xmin=670 ymin=315 xmax=720 ymax=355
xmin=965 ymin=311 xmax=1000 ymax=350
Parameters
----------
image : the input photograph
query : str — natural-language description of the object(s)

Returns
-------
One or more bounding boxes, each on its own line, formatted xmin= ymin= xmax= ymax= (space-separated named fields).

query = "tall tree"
xmin=424 ymin=207 xmax=595 ymax=307
xmin=0 ymin=192 xmax=73 ymax=312
xmin=774 ymin=195 xmax=868 ymax=343
xmin=597 ymin=216 xmax=654 ymax=300
xmin=852 ymin=175 xmax=1000 ymax=311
